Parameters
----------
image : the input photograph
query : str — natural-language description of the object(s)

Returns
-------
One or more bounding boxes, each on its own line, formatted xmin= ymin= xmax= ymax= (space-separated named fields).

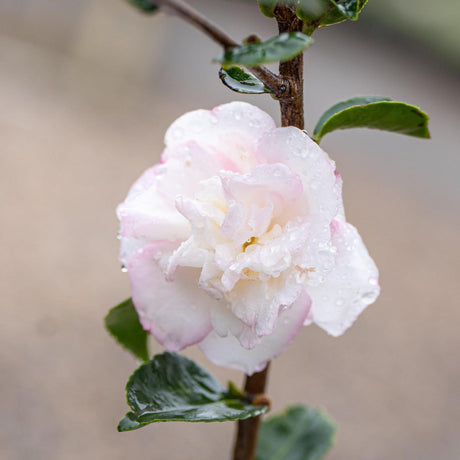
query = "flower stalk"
xmin=233 ymin=364 xmax=271 ymax=460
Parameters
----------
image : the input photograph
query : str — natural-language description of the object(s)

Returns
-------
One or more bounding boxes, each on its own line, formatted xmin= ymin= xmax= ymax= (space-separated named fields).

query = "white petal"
xmin=126 ymin=243 xmax=215 ymax=351
xmin=257 ymin=127 xmax=339 ymax=221
xmin=165 ymin=102 xmax=276 ymax=172
xmin=306 ymin=220 xmax=380 ymax=336
xmin=199 ymin=290 xmax=311 ymax=375
xmin=225 ymin=272 xmax=302 ymax=339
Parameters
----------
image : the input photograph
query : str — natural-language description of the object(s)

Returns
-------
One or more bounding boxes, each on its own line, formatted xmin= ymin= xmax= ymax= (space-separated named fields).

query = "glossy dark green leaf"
xmin=219 ymin=66 xmax=271 ymax=94
xmin=105 ymin=298 xmax=149 ymax=362
xmin=118 ymin=352 xmax=268 ymax=431
xmin=215 ymin=32 xmax=313 ymax=67
xmin=313 ymin=96 xmax=431 ymax=141
xmin=125 ymin=0 xmax=159 ymax=13
xmin=258 ymin=0 xmax=278 ymax=17
xmin=256 ymin=405 xmax=336 ymax=460
xmin=320 ymin=0 xmax=368 ymax=25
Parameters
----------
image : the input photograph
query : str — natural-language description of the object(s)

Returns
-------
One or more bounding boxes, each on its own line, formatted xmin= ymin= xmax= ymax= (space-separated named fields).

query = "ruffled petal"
xmin=126 ymin=243 xmax=214 ymax=351
xmin=165 ymin=102 xmax=276 ymax=172
xmin=305 ymin=220 xmax=380 ymax=336
xmin=199 ymin=290 xmax=311 ymax=375
xmin=257 ymin=127 xmax=339 ymax=221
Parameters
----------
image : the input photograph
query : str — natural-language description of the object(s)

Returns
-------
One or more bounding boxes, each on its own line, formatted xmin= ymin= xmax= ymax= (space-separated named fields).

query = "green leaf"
xmin=215 ymin=32 xmax=313 ymax=67
xmin=258 ymin=0 xmax=278 ymax=18
xmin=320 ymin=0 xmax=368 ymax=25
xmin=313 ymin=96 xmax=431 ymax=141
xmin=125 ymin=0 xmax=159 ymax=14
xmin=256 ymin=405 xmax=336 ymax=460
xmin=118 ymin=352 xmax=268 ymax=431
xmin=296 ymin=0 xmax=331 ymax=22
xmin=219 ymin=66 xmax=271 ymax=94
xmin=105 ymin=298 xmax=149 ymax=362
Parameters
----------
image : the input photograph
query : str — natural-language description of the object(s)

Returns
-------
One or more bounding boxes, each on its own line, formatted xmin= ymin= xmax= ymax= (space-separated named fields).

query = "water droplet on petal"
xmin=361 ymin=291 xmax=377 ymax=302
xmin=121 ymin=265 xmax=128 ymax=273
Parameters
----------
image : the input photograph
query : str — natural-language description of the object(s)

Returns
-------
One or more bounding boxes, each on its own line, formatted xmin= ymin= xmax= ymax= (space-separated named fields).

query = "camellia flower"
xmin=117 ymin=102 xmax=379 ymax=375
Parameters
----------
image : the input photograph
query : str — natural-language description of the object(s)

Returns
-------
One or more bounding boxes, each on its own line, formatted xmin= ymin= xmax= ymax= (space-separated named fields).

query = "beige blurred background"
xmin=1 ymin=1 xmax=459 ymax=459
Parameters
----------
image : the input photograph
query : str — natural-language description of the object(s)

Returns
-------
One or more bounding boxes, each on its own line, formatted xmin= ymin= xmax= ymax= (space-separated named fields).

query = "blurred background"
xmin=1 ymin=0 xmax=459 ymax=459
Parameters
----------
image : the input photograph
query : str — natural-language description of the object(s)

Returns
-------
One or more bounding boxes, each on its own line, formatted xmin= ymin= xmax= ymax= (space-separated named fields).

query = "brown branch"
xmin=275 ymin=6 xmax=305 ymax=129
xmin=155 ymin=0 xmax=288 ymax=97
xmin=156 ymin=0 xmax=236 ymax=48
xmin=233 ymin=364 xmax=270 ymax=460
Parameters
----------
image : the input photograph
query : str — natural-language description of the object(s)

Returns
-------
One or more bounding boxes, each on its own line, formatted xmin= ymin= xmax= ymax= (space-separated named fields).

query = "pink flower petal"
xmin=126 ymin=243 xmax=214 ymax=351
xmin=199 ymin=290 xmax=311 ymax=375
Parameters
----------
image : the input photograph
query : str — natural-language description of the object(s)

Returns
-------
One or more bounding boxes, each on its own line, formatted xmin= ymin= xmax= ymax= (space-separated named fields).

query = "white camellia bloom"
xmin=117 ymin=102 xmax=379 ymax=374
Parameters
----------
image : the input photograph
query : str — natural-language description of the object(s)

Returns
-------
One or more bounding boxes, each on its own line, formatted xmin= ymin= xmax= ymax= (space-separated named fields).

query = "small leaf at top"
xmin=313 ymin=96 xmax=431 ymax=142
xmin=318 ymin=0 xmax=368 ymax=26
xmin=296 ymin=0 xmax=331 ymax=22
xmin=256 ymin=405 xmax=336 ymax=460
xmin=105 ymin=298 xmax=149 ymax=362
xmin=219 ymin=66 xmax=271 ymax=94
xmin=118 ymin=352 xmax=268 ymax=431
xmin=215 ymin=32 xmax=313 ymax=67
xmin=257 ymin=0 xmax=278 ymax=18
xmin=125 ymin=0 xmax=159 ymax=14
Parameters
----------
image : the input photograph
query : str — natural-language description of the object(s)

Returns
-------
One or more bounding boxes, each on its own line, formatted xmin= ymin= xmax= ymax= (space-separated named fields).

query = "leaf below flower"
xmin=105 ymin=298 xmax=149 ymax=362
xmin=118 ymin=352 xmax=268 ymax=431
xmin=256 ymin=405 xmax=336 ymax=460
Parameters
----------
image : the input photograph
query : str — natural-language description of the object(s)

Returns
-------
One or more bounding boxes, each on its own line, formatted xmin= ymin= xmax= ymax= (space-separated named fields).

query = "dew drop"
xmin=368 ymin=277 xmax=378 ymax=286
xmin=121 ymin=265 xmax=128 ymax=273
xmin=361 ymin=291 xmax=377 ymax=302
xmin=336 ymin=298 xmax=344 ymax=306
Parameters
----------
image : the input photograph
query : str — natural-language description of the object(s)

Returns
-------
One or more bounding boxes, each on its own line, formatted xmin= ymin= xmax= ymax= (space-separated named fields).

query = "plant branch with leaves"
xmin=106 ymin=1 xmax=430 ymax=460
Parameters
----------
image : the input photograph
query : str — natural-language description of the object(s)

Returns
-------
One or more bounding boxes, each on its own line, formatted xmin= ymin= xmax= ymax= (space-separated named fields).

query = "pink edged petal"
xmin=305 ymin=220 xmax=380 ymax=336
xmin=199 ymin=290 xmax=311 ymax=375
xmin=126 ymin=243 xmax=215 ymax=351
xmin=117 ymin=190 xmax=190 ymax=243
xmin=165 ymin=102 xmax=276 ymax=172
xmin=257 ymin=127 xmax=339 ymax=221
xmin=118 ymin=141 xmax=228 ymax=250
